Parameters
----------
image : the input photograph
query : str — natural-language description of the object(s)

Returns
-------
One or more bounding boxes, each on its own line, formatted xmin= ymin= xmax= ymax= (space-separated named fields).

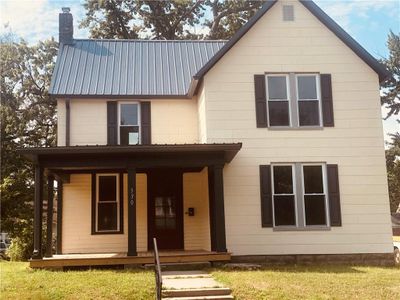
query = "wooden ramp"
xmin=29 ymin=251 xmax=231 ymax=269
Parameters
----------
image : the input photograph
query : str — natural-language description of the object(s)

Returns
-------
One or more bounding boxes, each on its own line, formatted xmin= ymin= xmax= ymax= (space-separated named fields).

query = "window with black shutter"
xmin=260 ymin=162 xmax=339 ymax=230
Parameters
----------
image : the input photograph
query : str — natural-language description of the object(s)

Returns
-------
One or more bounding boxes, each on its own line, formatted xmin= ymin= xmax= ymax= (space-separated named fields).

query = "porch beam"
xmin=56 ymin=180 xmax=63 ymax=254
xmin=127 ymin=167 xmax=137 ymax=256
xmin=208 ymin=165 xmax=227 ymax=252
xmin=45 ymin=175 xmax=55 ymax=257
xmin=32 ymin=165 xmax=44 ymax=259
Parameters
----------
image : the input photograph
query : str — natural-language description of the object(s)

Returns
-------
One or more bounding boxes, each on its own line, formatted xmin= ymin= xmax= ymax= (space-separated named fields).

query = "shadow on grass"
xmin=212 ymin=264 xmax=369 ymax=274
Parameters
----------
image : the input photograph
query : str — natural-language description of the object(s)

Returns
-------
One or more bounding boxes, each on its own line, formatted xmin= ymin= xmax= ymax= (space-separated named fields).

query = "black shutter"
xmin=141 ymin=102 xmax=151 ymax=145
xmin=260 ymin=165 xmax=273 ymax=227
xmin=107 ymin=101 xmax=118 ymax=145
xmin=254 ymin=75 xmax=268 ymax=128
xmin=321 ymin=74 xmax=334 ymax=127
xmin=327 ymin=164 xmax=342 ymax=226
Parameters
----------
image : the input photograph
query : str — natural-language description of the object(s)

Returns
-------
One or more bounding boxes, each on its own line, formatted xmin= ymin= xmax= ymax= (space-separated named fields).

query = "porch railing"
xmin=153 ymin=238 xmax=162 ymax=300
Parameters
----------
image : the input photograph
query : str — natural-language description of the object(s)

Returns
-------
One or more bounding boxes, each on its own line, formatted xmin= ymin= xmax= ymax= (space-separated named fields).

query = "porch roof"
xmin=18 ymin=143 xmax=242 ymax=169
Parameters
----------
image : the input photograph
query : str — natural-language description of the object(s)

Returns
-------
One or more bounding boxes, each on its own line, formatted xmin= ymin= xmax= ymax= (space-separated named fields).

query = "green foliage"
xmin=386 ymin=133 xmax=400 ymax=212
xmin=381 ymin=31 xmax=400 ymax=121
xmin=80 ymin=0 xmax=265 ymax=40
xmin=0 ymin=35 xmax=57 ymax=260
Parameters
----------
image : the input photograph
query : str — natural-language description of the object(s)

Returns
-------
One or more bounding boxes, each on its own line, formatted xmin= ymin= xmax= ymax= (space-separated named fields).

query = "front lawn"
xmin=0 ymin=261 xmax=155 ymax=299
xmin=1 ymin=261 xmax=399 ymax=299
xmin=213 ymin=265 xmax=400 ymax=300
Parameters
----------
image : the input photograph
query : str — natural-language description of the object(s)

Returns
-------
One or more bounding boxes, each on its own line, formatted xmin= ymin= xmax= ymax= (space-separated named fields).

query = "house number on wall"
xmin=130 ymin=187 xmax=135 ymax=206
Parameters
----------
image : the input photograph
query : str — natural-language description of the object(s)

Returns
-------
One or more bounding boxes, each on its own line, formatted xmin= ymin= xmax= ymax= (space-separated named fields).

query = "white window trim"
xmin=271 ymin=164 xmax=298 ymax=227
xmin=301 ymin=163 xmax=330 ymax=227
xmin=265 ymin=74 xmax=292 ymax=127
xmin=295 ymin=74 xmax=323 ymax=127
xmin=96 ymin=173 xmax=120 ymax=233
xmin=118 ymin=101 xmax=141 ymax=145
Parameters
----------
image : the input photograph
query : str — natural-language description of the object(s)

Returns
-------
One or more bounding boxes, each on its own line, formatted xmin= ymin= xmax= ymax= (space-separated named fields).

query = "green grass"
xmin=0 ymin=261 xmax=155 ymax=300
xmin=1 ymin=262 xmax=399 ymax=300
xmin=212 ymin=265 xmax=400 ymax=300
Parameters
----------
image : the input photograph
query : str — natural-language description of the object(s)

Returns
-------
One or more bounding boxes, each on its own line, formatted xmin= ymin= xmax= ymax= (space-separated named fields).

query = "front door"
xmin=148 ymin=169 xmax=183 ymax=250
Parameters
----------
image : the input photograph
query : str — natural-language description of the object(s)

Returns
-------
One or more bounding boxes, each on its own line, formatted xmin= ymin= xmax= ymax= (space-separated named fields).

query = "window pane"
xmin=274 ymin=195 xmax=296 ymax=226
xmin=298 ymin=76 xmax=317 ymax=99
xmin=273 ymin=166 xmax=293 ymax=194
xmin=98 ymin=176 xmax=117 ymax=202
xmin=269 ymin=101 xmax=290 ymax=126
xmin=98 ymin=202 xmax=118 ymax=230
xmin=268 ymin=76 xmax=288 ymax=100
xmin=120 ymin=126 xmax=139 ymax=145
xmin=299 ymin=101 xmax=320 ymax=126
xmin=120 ymin=104 xmax=138 ymax=125
xmin=303 ymin=166 xmax=324 ymax=193
xmin=304 ymin=195 xmax=326 ymax=225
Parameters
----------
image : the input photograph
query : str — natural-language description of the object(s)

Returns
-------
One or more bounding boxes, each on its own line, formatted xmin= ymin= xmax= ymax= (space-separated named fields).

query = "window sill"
xmin=268 ymin=126 xmax=323 ymax=131
xmin=91 ymin=230 xmax=124 ymax=235
xmin=272 ymin=226 xmax=331 ymax=232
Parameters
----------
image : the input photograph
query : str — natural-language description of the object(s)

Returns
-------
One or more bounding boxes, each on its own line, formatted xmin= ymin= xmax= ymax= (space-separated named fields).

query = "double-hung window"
xmin=119 ymin=103 xmax=140 ymax=145
xmin=96 ymin=174 xmax=120 ymax=232
xmin=266 ymin=73 xmax=321 ymax=127
xmin=266 ymin=75 xmax=291 ymax=126
xmin=272 ymin=165 xmax=296 ymax=226
xmin=297 ymin=75 xmax=321 ymax=126
xmin=271 ymin=163 xmax=329 ymax=229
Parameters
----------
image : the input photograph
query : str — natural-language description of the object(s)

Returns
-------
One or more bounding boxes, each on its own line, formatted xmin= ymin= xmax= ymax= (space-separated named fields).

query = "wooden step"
xmin=163 ymin=287 xmax=232 ymax=298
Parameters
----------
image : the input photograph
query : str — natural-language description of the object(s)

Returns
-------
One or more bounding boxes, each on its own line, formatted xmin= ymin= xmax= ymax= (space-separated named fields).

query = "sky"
xmin=0 ymin=0 xmax=399 ymax=141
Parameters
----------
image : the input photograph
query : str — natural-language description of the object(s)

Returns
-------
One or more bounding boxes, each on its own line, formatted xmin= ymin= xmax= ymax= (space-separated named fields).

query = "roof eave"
xmin=299 ymin=0 xmax=391 ymax=83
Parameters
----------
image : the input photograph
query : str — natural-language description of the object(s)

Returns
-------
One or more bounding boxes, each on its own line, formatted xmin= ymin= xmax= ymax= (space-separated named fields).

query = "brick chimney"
xmin=59 ymin=7 xmax=73 ymax=44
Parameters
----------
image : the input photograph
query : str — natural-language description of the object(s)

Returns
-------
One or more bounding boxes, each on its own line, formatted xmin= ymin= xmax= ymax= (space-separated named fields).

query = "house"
xmin=20 ymin=0 xmax=395 ymax=268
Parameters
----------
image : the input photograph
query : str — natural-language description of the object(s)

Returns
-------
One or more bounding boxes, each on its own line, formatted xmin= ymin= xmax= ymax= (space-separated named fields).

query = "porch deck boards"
xmin=29 ymin=250 xmax=231 ymax=268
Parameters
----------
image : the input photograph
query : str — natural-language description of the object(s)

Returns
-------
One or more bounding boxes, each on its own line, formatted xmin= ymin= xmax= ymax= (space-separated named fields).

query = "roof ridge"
xmin=73 ymin=38 xmax=228 ymax=43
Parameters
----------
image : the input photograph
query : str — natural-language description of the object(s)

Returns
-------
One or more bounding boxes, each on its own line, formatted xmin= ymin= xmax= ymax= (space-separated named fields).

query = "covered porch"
xmin=19 ymin=143 xmax=241 ymax=268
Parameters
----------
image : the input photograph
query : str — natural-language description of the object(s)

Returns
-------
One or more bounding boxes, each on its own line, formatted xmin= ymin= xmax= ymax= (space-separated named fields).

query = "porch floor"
xmin=30 ymin=250 xmax=231 ymax=269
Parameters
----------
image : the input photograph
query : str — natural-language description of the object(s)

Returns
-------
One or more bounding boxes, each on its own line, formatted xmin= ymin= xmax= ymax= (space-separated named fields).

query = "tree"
xmin=80 ymin=0 xmax=266 ymax=40
xmin=0 ymin=35 xmax=57 ymax=259
xmin=381 ymin=31 xmax=400 ymax=121
xmin=381 ymin=31 xmax=400 ymax=213
xmin=386 ymin=133 xmax=400 ymax=213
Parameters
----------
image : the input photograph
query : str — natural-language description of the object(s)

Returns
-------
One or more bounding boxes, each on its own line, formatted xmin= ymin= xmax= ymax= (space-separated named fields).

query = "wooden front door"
xmin=148 ymin=169 xmax=183 ymax=250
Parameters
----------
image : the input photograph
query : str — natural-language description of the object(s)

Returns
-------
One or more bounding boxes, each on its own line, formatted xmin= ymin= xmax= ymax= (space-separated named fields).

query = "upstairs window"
xmin=267 ymin=75 xmax=291 ymax=126
xmin=266 ymin=73 xmax=322 ymax=127
xmin=297 ymin=75 xmax=321 ymax=126
xmin=119 ymin=103 xmax=140 ymax=145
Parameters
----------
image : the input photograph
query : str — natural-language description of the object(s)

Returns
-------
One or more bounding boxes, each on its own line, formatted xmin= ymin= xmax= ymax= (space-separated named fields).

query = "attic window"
xmin=283 ymin=5 xmax=294 ymax=21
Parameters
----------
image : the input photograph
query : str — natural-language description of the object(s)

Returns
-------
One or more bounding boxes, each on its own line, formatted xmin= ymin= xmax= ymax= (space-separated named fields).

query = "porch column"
xmin=32 ymin=165 xmax=44 ymax=259
xmin=45 ymin=175 xmax=54 ymax=257
xmin=127 ymin=167 xmax=137 ymax=256
xmin=208 ymin=164 xmax=227 ymax=252
xmin=56 ymin=180 xmax=63 ymax=254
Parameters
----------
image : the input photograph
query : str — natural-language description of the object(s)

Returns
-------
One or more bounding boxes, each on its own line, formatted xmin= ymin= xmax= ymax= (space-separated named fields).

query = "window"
xmin=303 ymin=165 xmax=327 ymax=225
xmin=266 ymin=75 xmax=291 ymax=126
xmin=266 ymin=73 xmax=321 ymax=127
xmin=272 ymin=165 xmax=296 ymax=226
xmin=271 ymin=163 xmax=329 ymax=228
xmin=119 ymin=103 xmax=140 ymax=145
xmin=155 ymin=196 xmax=177 ymax=230
xmin=96 ymin=174 xmax=120 ymax=232
xmin=297 ymin=75 xmax=321 ymax=126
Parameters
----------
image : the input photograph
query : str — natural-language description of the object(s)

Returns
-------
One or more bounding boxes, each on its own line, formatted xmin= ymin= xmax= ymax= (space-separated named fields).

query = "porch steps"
xmin=145 ymin=262 xmax=211 ymax=271
xmin=162 ymin=271 xmax=233 ymax=300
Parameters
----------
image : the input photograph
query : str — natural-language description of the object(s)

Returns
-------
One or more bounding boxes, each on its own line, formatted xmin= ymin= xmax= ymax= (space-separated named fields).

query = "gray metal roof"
xmin=49 ymin=39 xmax=226 ymax=97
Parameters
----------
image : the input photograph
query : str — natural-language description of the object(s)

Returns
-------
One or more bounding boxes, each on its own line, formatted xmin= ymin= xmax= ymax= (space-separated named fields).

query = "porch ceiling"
xmin=18 ymin=143 xmax=242 ymax=169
